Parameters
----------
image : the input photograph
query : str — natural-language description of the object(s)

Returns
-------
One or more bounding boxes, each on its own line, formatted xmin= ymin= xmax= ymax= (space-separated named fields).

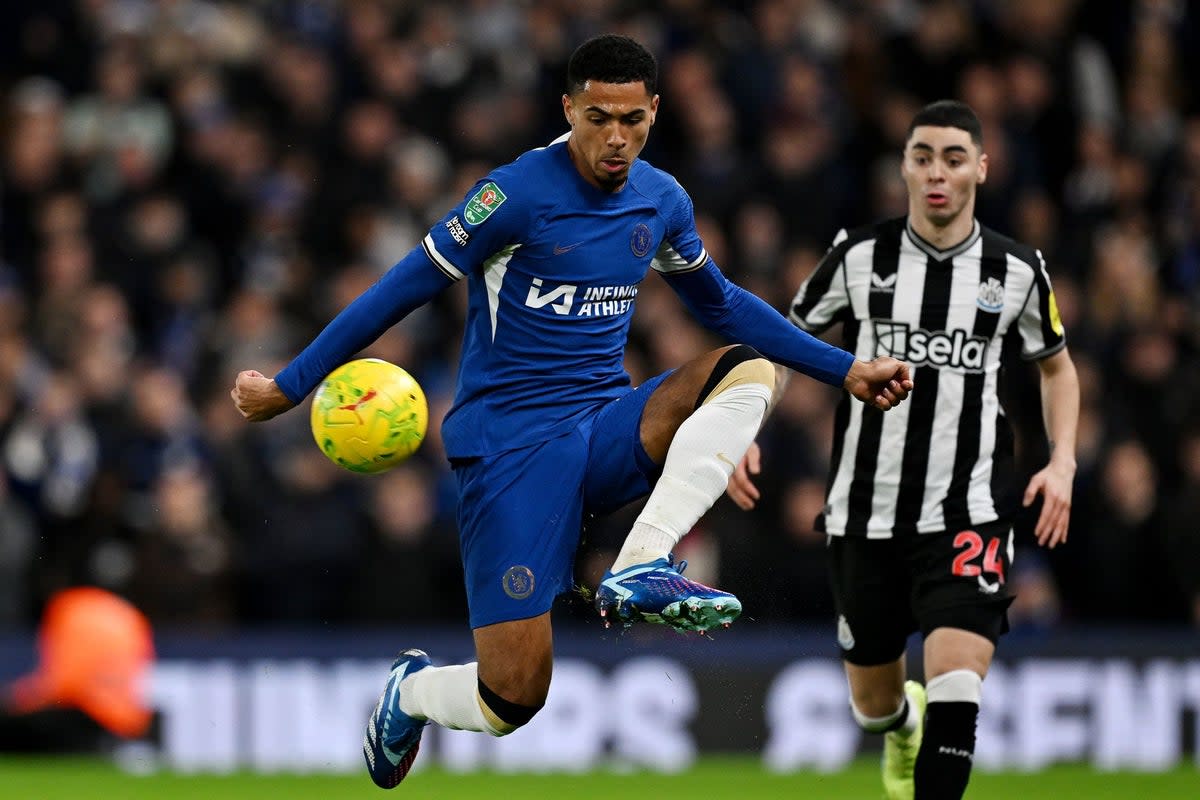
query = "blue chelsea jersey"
xmin=275 ymin=136 xmax=852 ymax=458
xmin=424 ymin=138 xmax=707 ymax=458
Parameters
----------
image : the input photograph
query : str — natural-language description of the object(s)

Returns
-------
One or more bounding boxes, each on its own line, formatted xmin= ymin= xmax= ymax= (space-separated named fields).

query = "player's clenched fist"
xmin=843 ymin=357 xmax=914 ymax=411
xmin=230 ymin=370 xmax=294 ymax=422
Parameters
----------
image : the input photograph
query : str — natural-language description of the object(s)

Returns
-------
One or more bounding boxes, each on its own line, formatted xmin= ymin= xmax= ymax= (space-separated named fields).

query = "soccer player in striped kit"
xmin=731 ymin=100 xmax=1080 ymax=799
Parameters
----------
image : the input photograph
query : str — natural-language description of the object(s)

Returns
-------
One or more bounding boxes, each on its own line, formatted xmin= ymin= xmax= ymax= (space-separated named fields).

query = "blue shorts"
xmin=453 ymin=372 xmax=670 ymax=628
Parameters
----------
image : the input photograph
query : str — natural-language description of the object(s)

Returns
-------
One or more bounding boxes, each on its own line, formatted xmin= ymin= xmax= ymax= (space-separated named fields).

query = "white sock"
xmin=611 ymin=382 xmax=771 ymax=572
xmin=398 ymin=662 xmax=506 ymax=736
xmin=851 ymin=698 xmax=902 ymax=734
xmin=897 ymin=688 xmax=921 ymax=736
xmin=850 ymin=692 xmax=919 ymax=736
xmin=926 ymin=669 xmax=982 ymax=704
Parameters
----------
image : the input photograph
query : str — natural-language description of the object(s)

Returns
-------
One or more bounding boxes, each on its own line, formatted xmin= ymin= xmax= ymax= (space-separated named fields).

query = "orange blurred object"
xmin=6 ymin=588 xmax=155 ymax=738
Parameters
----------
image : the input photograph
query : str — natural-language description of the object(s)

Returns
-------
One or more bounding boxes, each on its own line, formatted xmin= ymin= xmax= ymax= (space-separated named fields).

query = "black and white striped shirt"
xmin=790 ymin=217 xmax=1066 ymax=538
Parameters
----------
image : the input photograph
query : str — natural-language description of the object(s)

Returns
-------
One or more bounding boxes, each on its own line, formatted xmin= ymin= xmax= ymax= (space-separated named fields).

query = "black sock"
xmin=914 ymin=701 xmax=977 ymax=800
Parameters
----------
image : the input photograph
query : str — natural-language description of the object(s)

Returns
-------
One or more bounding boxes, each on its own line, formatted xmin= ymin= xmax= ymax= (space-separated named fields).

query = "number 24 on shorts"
xmin=951 ymin=530 xmax=1006 ymax=583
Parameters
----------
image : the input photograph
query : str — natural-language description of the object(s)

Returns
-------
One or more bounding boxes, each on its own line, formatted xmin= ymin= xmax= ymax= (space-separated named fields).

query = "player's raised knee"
xmin=476 ymin=679 xmax=545 ymax=737
xmin=696 ymin=344 xmax=775 ymax=409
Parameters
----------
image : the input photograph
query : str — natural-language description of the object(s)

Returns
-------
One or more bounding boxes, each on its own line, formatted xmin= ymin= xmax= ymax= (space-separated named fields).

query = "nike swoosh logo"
xmin=553 ymin=242 xmax=584 ymax=255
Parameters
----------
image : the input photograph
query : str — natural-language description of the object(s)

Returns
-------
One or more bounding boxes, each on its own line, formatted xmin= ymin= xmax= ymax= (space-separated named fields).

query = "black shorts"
xmin=827 ymin=519 xmax=1016 ymax=667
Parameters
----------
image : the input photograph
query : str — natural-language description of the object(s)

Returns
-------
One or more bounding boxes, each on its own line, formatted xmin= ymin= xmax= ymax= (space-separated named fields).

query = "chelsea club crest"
xmin=502 ymin=565 xmax=535 ymax=600
xmin=630 ymin=223 xmax=652 ymax=258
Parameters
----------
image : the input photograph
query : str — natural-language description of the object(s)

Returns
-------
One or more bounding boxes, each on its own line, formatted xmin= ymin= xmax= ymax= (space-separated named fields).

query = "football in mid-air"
xmin=310 ymin=358 xmax=427 ymax=473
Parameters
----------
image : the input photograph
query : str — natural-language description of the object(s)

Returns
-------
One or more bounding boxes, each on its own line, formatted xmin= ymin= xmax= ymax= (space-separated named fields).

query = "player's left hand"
xmin=1023 ymin=460 xmax=1075 ymax=548
xmin=727 ymin=441 xmax=762 ymax=511
xmin=844 ymin=357 xmax=913 ymax=411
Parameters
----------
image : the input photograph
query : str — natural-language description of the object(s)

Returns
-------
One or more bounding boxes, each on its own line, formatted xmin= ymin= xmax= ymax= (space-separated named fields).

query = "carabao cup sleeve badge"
xmin=464 ymin=182 xmax=507 ymax=225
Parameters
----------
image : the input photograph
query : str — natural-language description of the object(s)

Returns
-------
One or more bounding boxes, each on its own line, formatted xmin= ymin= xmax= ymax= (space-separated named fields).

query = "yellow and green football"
xmin=310 ymin=358 xmax=427 ymax=473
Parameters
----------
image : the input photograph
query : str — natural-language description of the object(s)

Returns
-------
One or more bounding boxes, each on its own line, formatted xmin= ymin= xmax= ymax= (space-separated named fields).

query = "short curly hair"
xmin=566 ymin=34 xmax=657 ymax=96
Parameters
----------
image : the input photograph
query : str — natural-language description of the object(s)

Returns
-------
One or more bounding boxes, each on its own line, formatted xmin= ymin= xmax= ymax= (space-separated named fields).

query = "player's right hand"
xmin=231 ymin=370 xmax=295 ymax=421
xmin=727 ymin=441 xmax=762 ymax=511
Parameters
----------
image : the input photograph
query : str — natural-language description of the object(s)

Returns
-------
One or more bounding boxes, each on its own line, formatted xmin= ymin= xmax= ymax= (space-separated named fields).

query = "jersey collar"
xmin=904 ymin=218 xmax=980 ymax=262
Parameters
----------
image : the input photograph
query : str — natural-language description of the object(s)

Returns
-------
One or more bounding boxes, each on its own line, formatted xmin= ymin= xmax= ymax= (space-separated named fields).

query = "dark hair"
xmin=906 ymin=100 xmax=983 ymax=149
xmin=566 ymin=34 xmax=657 ymax=96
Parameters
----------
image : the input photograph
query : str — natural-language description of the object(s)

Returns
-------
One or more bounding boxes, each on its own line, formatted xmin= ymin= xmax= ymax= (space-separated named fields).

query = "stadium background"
xmin=0 ymin=0 xmax=1198 ymax=793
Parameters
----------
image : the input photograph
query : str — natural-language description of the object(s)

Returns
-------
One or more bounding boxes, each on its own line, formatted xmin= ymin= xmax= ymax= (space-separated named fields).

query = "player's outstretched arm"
xmin=231 ymin=370 xmax=295 ymax=422
xmin=666 ymin=261 xmax=914 ymax=409
xmin=665 ymin=261 xmax=852 ymax=384
xmin=240 ymin=247 xmax=455 ymax=415
xmin=1024 ymin=348 xmax=1079 ymax=548
xmin=843 ymin=357 xmax=913 ymax=411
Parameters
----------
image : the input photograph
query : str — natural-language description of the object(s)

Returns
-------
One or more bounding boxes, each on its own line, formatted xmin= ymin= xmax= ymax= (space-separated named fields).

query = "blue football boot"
xmin=364 ymin=649 xmax=433 ymax=789
xmin=595 ymin=555 xmax=742 ymax=632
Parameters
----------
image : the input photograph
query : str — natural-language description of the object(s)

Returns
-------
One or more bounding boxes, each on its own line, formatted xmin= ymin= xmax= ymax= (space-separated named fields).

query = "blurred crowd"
xmin=1 ymin=0 xmax=1198 ymax=633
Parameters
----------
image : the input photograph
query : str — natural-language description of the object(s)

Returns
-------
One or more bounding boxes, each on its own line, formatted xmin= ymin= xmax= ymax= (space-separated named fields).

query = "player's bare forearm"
xmin=1039 ymin=348 xmax=1080 ymax=472
xmin=231 ymin=371 xmax=295 ymax=421
xmin=843 ymin=357 xmax=913 ymax=411
xmin=1024 ymin=348 xmax=1079 ymax=548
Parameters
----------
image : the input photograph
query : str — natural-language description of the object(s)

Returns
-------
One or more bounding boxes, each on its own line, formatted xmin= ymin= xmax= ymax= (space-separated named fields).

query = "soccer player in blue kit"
xmin=231 ymin=34 xmax=912 ymax=789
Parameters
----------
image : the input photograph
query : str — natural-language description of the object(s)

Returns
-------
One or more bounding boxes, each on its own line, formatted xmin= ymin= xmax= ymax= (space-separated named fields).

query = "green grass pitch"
xmin=1 ymin=756 xmax=1194 ymax=799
